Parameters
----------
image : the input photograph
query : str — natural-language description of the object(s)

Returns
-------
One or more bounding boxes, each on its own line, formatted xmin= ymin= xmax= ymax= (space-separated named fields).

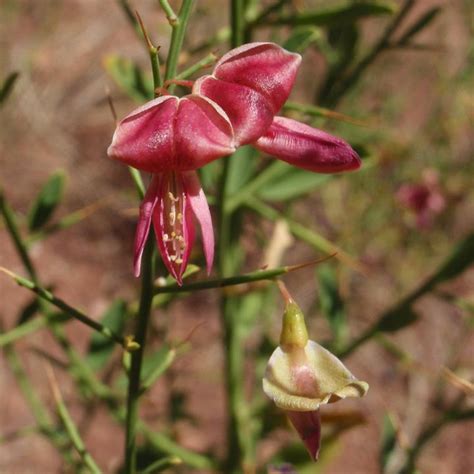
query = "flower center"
xmin=162 ymin=173 xmax=186 ymax=266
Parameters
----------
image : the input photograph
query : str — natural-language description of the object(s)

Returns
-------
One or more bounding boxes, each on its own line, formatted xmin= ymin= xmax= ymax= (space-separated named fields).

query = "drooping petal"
xmin=107 ymin=96 xmax=178 ymax=173
xmin=263 ymin=341 xmax=368 ymax=412
xmin=254 ymin=116 xmax=361 ymax=173
xmin=286 ymin=410 xmax=321 ymax=461
xmin=175 ymin=95 xmax=236 ymax=169
xmin=213 ymin=42 xmax=301 ymax=114
xmin=108 ymin=95 xmax=235 ymax=173
xmin=152 ymin=172 xmax=195 ymax=285
xmin=194 ymin=76 xmax=275 ymax=145
xmin=182 ymin=171 xmax=214 ymax=275
xmin=133 ymin=175 xmax=161 ymax=277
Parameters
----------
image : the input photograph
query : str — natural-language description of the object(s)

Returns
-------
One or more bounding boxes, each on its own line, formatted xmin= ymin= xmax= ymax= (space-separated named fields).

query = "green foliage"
xmin=104 ymin=54 xmax=153 ymax=102
xmin=27 ymin=172 xmax=65 ymax=232
xmin=317 ymin=265 xmax=347 ymax=348
xmin=283 ymin=26 xmax=322 ymax=53
xmin=380 ymin=414 xmax=397 ymax=470
xmin=268 ymin=1 xmax=397 ymax=27
xmin=86 ymin=300 xmax=128 ymax=371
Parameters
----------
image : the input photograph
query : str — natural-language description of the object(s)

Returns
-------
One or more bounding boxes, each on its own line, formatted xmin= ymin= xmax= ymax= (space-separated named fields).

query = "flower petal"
xmin=133 ymin=175 xmax=161 ymax=277
xmin=107 ymin=96 xmax=178 ymax=173
xmin=175 ymin=95 xmax=236 ymax=169
xmin=263 ymin=341 xmax=368 ymax=412
xmin=152 ymin=173 xmax=195 ymax=285
xmin=182 ymin=171 xmax=214 ymax=275
xmin=213 ymin=42 xmax=301 ymax=114
xmin=254 ymin=116 xmax=361 ymax=173
xmin=286 ymin=410 xmax=321 ymax=461
xmin=194 ymin=76 xmax=274 ymax=145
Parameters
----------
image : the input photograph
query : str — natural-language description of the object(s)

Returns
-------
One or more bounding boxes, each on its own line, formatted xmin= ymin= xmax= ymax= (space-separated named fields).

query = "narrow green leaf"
xmin=380 ymin=413 xmax=397 ymax=469
xmin=15 ymin=297 xmax=40 ymax=325
xmin=104 ymin=54 xmax=153 ymax=102
xmin=86 ymin=300 xmax=127 ymax=370
xmin=376 ymin=307 xmax=419 ymax=332
xmin=283 ymin=26 xmax=322 ymax=53
xmin=257 ymin=165 xmax=331 ymax=202
xmin=267 ymin=1 xmax=397 ymax=27
xmin=0 ymin=72 xmax=19 ymax=104
xmin=398 ymin=7 xmax=442 ymax=44
xmin=317 ymin=265 xmax=347 ymax=346
xmin=27 ymin=172 xmax=65 ymax=232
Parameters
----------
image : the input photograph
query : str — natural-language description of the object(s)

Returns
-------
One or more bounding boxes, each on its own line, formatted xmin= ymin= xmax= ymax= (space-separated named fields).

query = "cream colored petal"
xmin=262 ymin=340 xmax=368 ymax=412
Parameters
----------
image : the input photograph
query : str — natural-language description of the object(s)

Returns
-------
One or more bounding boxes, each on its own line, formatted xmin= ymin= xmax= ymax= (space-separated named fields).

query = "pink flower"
xmin=108 ymin=95 xmax=235 ymax=283
xmin=194 ymin=42 xmax=361 ymax=172
xmin=108 ymin=43 xmax=361 ymax=283
xmin=396 ymin=169 xmax=446 ymax=229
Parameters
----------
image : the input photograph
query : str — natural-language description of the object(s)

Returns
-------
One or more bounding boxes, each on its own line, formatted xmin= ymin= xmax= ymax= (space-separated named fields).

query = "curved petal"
xmin=286 ymin=410 xmax=321 ymax=461
xmin=254 ymin=116 xmax=361 ymax=173
xmin=194 ymin=76 xmax=274 ymax=145
xmin=107 ymin=96 xmax=178 ymax=173
xmin=175 ymin=95 xmax=236 ymax=169
xmin=133 ymin=175 xmax=161 ymax=277
xmin=152 ymin=173 xmax=195 ymax=285
xmin=213 ymin=42 xmax=301 ymax=114
xmin=182 ymin=171 xmax=214 ymax=275
xmin=262 ymin=341 xmax=368 ymax=412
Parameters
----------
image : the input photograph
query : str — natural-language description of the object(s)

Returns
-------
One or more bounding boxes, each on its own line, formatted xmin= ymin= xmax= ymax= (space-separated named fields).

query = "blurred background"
xmin=1 ymin=0 xmax=473 ymax=472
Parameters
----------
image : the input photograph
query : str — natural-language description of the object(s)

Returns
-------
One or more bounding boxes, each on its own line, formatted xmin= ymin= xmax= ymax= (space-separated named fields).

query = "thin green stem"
xmin=231 ymin=0 xmax=245 ymax=47
xmin=128 ymin=168 xmax=146 ymax=199
xmin=323 ymin=0 xmax=416 ymax=106
xmin=0 ymin=190 xmax=37 ymax=280
xmin=158 ymin=0 xmax=178 ymax=24
xmin=124 ymin=236 xmax=155 ymax=474
xmin=0 ymin=267 xmax=126 ymax=348
xmin=50 ymin=372 xmax=103 ymax=474
xmin=164 ymin=0 xmax=196 ymax=81
xmin=140 ymin=456 xmax=182 ymax=474
xmin=174 ymin=52 xmax=217 ymax=80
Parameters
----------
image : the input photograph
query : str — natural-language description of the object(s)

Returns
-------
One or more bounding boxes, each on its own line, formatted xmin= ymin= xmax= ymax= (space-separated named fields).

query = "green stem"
xmin=124 ymin=237 xmax=155 ymax=474
xmin=230 ymin=0 xmax=245 ymax=47
xmin=174 ymin=52 xmax=217 ymax=80
xmin=0 ymin=268 xmax=126 ymax=348
xmin=323 ymin=0 xmax=415 ymax=106
xmin=164 ymin=0 xmax=196 ymax=81
xmin=158 ymin=0 xmax=178 ymax=24
xmin=52 ymin=379 xmax=103 ymax=474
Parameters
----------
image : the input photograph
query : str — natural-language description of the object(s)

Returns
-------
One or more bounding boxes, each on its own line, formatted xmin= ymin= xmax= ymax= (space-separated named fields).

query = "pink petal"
xmin=107 ymin=96 xmax=178 ymax=173
xmin=286 ymin=410 xmax=321 ymax=461
xmin=108 ymin=95 xmax=235 ymax=174
xmin=254 ymin=116 xmax=361 ymax=173
xmin=152 ymin=173 xmax=195 ymax=285
xmin=213 ymin=42 xmax=301 ymax=114
xmin=194 ymin=75 xmax=275 ymax=145
xmin=182 ymin=171 xmax=214 ymax=275
xmin=175 ymin=95 xmax=236 ymax=169
xmin=133 ymin=175 xmax=161 ymax=277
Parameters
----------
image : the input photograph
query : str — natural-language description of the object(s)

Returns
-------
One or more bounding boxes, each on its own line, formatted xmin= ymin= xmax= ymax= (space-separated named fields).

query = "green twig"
xmin=0 ymin=267 xmax=127 ymax=349
xmin=174 ymin=52 xmax=217 ymax=80
xmin=140 ymin=456 xmax=182 ymax=474
xmin=164 ymin=0 xmax=196 ymax=81
xmin=158 ymin=0 xmax=178 ymax=24
xmin=47 ymin=367 xmax=102 ymax=474
xmin=124 ymin=237 xmax=155 ymax=473
xmin=231 ymin=0 xmax=245 ymax=47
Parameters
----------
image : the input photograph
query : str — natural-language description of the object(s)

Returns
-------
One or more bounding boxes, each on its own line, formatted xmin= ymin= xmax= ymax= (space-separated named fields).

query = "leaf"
xmin=27 ymin=172 xmax=66 ymax=232
xmin=141 ymin=345 xmax=174 ymax=382
xmin=380 ymin=413 xmax=397 ymax=470
xmin=0 ymin=72 xmax=19 ymax=104
xmin=104 ymin=54 xmax=153 ymax=103
xmin=283 ymin=26 xmax=322 ymax=53
xmin=86 ymin=300 xmax=127 ymax=370
xmin=16 ymin=298 xmax=40 ymax=325
xmin=269 ymin=1 xmax=397 ymax=27
xmin=257 ymin=163 xmax=331 ymax=202
xmin=226 ymin=145 xmax=259 ymax=196
xmin=398 ymin=7 xmax=442 ymax=45
xmin=317 ymin=265 xmax=347 ymax=346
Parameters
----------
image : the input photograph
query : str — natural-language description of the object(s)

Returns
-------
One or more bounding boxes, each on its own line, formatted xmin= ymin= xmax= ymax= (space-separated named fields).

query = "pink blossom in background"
xmin=397 ymin=169 xmax=446 ymax=229
xmin=108 ymin=42 xmax=361 ymax=283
